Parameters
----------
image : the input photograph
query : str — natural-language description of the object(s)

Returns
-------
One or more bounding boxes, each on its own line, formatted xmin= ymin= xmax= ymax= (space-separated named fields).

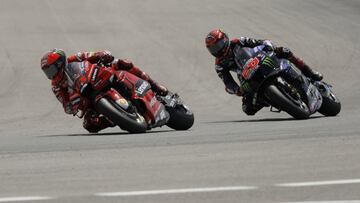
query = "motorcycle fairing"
xmin=116 ymin=71 xmax=169 ymax=127
xmin=103 ymin=88 xmax=129 ymax=110
xmin=278 ymin=59 xmax=322 ymax=113
xmin=234 ymin=45 xmax=323 ymax=114
xmin=134 ymin=80 xmax=151 ymax=97
xmin=313 ymin=81 xmax=340 ymax=103
xmin=159 ymin=92 xmax=193 ymax=119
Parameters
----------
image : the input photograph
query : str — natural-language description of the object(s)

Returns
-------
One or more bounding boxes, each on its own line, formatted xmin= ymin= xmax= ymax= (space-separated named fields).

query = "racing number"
xmin=242 ymin=57 xmax=260 ymax=80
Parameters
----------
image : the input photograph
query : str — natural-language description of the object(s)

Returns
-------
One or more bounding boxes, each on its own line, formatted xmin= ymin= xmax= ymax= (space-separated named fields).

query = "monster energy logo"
xmin=241 ymin=81 xmax=253 ymax=93
xmin=262 ymin=56 xmax=275 ymax=69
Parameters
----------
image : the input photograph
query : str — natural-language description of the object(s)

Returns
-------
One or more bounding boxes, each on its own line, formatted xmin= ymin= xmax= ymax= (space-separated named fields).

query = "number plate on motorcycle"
xmin=242 ymin=57 xmax=260 ymax=80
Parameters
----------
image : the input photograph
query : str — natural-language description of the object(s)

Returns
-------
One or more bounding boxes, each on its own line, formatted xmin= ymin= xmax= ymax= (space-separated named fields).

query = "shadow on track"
xmin=40 ymin=129 xmax=175 ymax=137
xmin=207 ymin=115 xmax=324 ymax=124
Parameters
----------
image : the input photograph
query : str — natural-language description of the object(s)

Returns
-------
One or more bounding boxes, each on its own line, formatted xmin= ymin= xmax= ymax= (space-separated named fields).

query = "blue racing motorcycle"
xmin=234 ymin=45 xmax=341 ymax=119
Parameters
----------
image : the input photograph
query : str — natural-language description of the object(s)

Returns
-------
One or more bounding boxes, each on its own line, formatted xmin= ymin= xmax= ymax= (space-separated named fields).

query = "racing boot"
xmin=289 ymin=55 xmax=323 ymax=81
xmin=242 ymin=94 xmax=263 ymax=116
xmin=83 ymin=111 xmax=115 ymax=133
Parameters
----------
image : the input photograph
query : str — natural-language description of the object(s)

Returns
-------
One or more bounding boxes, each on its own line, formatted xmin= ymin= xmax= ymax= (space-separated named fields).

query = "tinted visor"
xmin=207 ymin=38 xmax=228 ymax=57
xmin=43 ymin=63 xmax=60 ymax=79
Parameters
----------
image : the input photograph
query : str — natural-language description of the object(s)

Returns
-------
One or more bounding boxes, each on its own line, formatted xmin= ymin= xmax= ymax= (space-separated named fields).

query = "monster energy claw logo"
xmin=262 ymin=56 xmax=275 ymax=68
xmin=242 ymin=81 xmax=252 ymax=93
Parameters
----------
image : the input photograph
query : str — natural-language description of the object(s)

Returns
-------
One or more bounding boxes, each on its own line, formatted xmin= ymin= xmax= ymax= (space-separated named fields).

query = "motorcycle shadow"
xmin=208 ymin=115 xmax=324 ymax=124
xmin=42 ymin=129 xmax=175 ymax=137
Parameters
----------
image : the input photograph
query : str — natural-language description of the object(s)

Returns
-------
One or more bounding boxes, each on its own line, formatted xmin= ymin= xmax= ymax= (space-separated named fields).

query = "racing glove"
xmin=96 ymin=50 xmax=114 ymax=64
xmin=65 ymin=103 xmax=75 ymax=114
xmin=148 ymin=79 xmax=168 ymax=96
xmin=262 ymin=40 xmax=275 ymax=52
xmin=225 ymin=86 xmax=243 ymax=97
xmin=157 ymin=84 xmax=168 ymax=96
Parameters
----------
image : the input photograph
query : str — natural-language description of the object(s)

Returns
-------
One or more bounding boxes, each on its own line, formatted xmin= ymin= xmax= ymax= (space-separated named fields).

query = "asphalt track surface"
xmin=0 ymin=0 xmax=359 ymax=202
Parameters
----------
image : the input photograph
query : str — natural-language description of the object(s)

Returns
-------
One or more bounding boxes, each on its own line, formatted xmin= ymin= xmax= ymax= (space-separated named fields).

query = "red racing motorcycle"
xmin=65 ymin=61 xmax=194 ymax=133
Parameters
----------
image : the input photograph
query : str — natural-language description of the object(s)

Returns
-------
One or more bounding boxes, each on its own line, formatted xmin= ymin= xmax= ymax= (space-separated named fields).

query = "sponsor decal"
xmin=262 ymin=56 xmax=275 ymax=68
xmin=150 ymin=96 xmax=157 ymax=107
xmin=155 ymin=109 xmax=166 ymax=123
xmin=260 ymin=54 xmax=266 ymax=61
xmin=159 ymin=109 xmax=166 ymax=120
xmin=116 ymin=98 xmax=129 ymax=109
xmin=91 ymin=68 xmax=99 ymax=81
xmin=94 ymin=79 xmax=103 ymax=87
xmin=76 ymin=52 xmax=82 ymax=61
xmin=169 ymin=98 xmax=176 ymax=107
xmin=80 ymin=62 xmax=86 ymax=75
xmin=242 ymin=57 xmax=259 ymax=80
xmin=135 ymin=81 xmax=149 ymax=95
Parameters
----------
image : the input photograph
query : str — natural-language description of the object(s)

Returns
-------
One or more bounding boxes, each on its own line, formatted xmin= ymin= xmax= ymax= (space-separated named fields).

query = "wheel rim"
xmin=278 ymin=85 xmax=308 ymax=111
xmin=109 ymin=99 xmax=145 ymax=123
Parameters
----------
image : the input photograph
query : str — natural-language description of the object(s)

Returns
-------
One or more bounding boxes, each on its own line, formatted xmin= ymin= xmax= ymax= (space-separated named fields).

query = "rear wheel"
xmin=95 ymin=98 xmax=147 ymax=133
xmin=264 ymin=84 xmax=310 ymax=119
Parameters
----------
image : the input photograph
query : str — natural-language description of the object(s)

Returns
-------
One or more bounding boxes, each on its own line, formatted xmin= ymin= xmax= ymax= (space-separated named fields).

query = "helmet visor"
xmin=43 ymin=63 xmax=59 ymax=79
xmin=207 ymin=38 xmax=228 ymax=57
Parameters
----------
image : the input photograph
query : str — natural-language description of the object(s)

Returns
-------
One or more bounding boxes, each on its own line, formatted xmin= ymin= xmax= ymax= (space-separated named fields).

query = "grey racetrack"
xmin=0 ymin=0 xmax=360 ymax=202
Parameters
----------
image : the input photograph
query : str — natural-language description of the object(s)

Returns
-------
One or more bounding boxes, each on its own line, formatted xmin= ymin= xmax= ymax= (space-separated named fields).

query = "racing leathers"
xmin=51 ymin=51 xmax=167 ymax=133
xmin=214 ymin=37 xmax=323 ymax=115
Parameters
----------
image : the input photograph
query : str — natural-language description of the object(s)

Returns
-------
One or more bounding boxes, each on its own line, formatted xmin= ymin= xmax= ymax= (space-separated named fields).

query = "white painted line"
xmin=0 ymin=196 xmax=53 ymax=202
xmin=276 ymin=179 xmax=360 ymax=187
xmin=280 ymin=201 xmax=360 ymax=203
xmin=95 ymin=186 xmax=258 ymax=197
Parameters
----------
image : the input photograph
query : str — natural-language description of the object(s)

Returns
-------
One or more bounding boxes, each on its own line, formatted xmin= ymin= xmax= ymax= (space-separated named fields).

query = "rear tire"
xmin=166 ymin=105 xmax=194 ymax=130
xmin=95 ymin=98 xmax=147 ymax=133
xmin=264 ymin=84 xmax=310 ymax=119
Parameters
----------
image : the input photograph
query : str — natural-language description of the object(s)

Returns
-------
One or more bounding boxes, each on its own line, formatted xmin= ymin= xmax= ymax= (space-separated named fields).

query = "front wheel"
xmin=166 ymin=105 xmax=194 ymax=130
xmin=318 ymin=93 xmax=341 ymax=116
xmin=95 ymin=98 xmax=147 ymax=133
xmin=264 ymin=84 xmax=310 ymax=119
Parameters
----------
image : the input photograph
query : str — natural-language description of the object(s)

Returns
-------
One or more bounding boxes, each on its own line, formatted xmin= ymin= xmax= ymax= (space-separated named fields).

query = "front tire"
xmin=264 ymin=84 xmax=310 ymax=119
xmin=166 ymin=105 xmax=194 ymax=130
xmin=95 ymin=98 xmax=147 ymax=133
xmin=318 ymin=93 xmax=341 ymax=116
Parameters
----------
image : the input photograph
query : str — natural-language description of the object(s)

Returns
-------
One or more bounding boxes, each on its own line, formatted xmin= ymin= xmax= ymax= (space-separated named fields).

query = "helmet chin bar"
xmin=43 ymin=63 xmax=60 ymax=79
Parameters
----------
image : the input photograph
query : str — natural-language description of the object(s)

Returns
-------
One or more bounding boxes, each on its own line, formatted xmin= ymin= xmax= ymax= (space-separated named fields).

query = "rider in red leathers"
xmin=205 ymin=29 xmax=323 ymax=116
xmin=41 ymin=49 xmax=168 ymax=133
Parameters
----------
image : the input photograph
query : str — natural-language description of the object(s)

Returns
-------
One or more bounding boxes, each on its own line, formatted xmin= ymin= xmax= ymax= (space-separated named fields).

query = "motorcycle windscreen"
xmin=64 ymin=62 xmax=86 ymax=86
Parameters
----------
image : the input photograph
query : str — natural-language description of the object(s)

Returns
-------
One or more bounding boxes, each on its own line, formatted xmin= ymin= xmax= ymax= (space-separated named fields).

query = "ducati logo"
xmin=116 ymin=98 xmax=129 ymax=109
